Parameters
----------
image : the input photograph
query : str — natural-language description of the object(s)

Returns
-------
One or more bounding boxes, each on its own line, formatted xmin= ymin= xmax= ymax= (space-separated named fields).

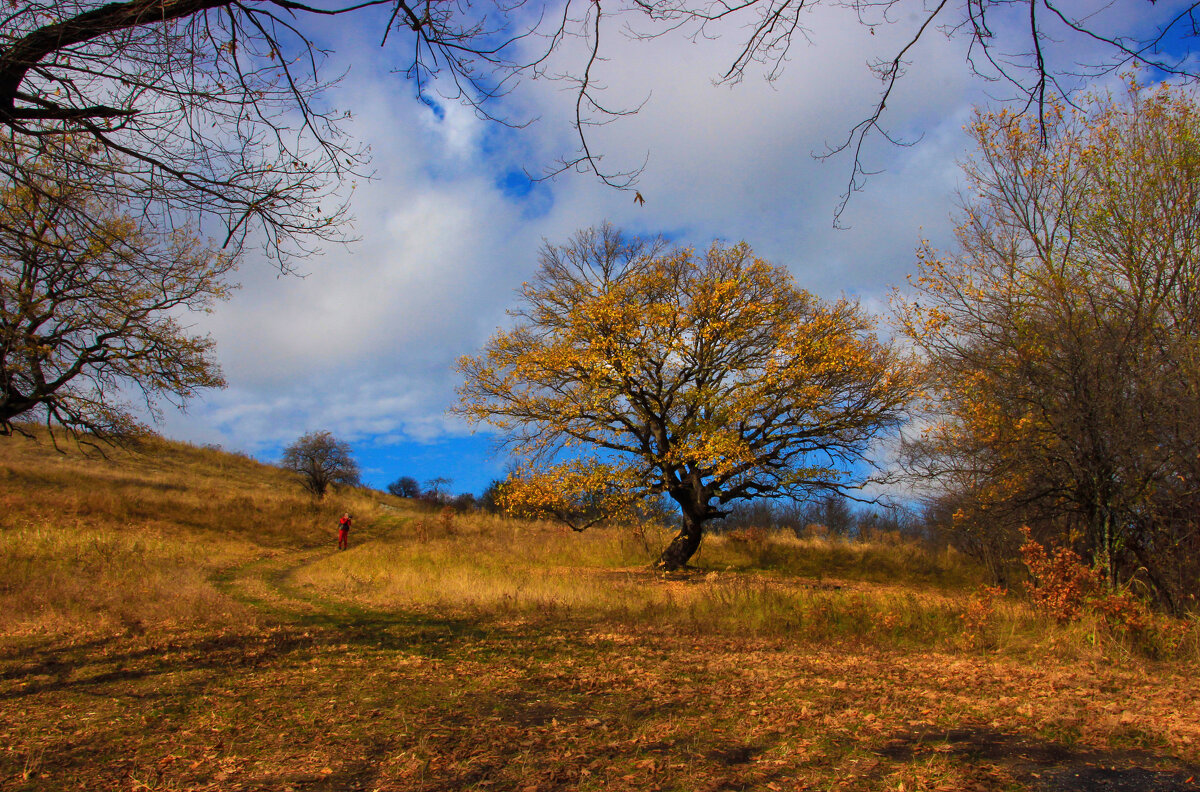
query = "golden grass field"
xmin=1 ymin=430 xmax=1198 ymax=791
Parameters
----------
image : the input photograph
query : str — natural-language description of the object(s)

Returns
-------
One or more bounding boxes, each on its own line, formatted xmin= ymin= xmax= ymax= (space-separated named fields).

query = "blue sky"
xmin=148 ymin=1 xmax=1191 ymax=498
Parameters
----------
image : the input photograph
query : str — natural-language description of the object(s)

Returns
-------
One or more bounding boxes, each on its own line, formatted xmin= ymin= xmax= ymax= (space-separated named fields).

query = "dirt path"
xmin=212 ymin=547 xmax=332 ymax=619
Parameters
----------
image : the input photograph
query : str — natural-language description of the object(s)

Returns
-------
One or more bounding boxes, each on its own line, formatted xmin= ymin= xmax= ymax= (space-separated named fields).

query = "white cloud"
xmin=156 ymin=5 xmax=979 ymax=457
xmin=149 ymin=2 xmax=1190 ymax=490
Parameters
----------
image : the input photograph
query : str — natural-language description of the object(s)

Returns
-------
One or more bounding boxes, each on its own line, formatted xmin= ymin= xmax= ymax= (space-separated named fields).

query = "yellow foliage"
xmin=457 ymin=226 xmax=916 ymax=565
xmin=498 ymin=461 xmax=642 ymax=531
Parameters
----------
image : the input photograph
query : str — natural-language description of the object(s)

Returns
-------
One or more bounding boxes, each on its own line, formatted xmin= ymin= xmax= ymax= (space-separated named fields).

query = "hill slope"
xmin=1 ymin=431 xmax=1198 ymax=792
xmin=0 ymin=430 xmax=397 ymax=635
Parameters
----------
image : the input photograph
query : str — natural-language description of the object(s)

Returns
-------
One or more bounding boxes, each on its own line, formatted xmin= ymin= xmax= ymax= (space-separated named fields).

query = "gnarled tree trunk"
xmin=656 ymin=516 xmax=705 ymax=571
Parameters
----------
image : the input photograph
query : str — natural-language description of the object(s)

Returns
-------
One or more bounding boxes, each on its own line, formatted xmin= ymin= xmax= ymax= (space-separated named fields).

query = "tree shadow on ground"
xmin=0 ymin=608 xmax=494 ymax=703
xmin=880 ymin=726 xmax=1200 ymax=792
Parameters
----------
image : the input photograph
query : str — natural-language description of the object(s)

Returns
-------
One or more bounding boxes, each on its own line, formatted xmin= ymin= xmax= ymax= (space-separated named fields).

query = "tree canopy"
xmin=0 ymin=137 xmax=235 ymax=441
xmin=387 ymin=475 xmax=421 ymax=499
xmin=457 ymin=225 xmax=916 ymax=569
xmin=281 ymin=430 xmax=360 ymax=498
xmin=4 ymin=1 xmax=1199 ymax=251
xmin=897 ymin=81 xmax=1200 ymax=612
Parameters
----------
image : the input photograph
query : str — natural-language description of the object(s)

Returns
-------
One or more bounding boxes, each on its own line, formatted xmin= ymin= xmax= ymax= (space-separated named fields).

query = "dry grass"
xmin=2 ymin=430 xmax=1199 ymax=791
xmin=293 ymin=508 xmax=1199 ymax=660
xmin=293 ymin=518 xmax=973 ymax=645
xmin=0 ymin=428 xmax=389 ymax=636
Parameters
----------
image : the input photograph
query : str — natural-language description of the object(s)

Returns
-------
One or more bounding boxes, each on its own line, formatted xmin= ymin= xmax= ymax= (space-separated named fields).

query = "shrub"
xmin=1019 ymin=527 xmax=1197 ymax=658
xmin=1019 ymin=527 xmax=1101 ymax=622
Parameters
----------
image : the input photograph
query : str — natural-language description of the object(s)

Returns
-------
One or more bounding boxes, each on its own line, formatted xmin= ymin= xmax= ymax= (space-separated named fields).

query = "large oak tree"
xmin=457 ymin=226 xmax=916 ymax=569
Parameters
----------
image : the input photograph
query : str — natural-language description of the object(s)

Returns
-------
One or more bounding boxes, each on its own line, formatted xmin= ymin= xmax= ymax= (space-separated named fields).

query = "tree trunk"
xmin=1088 ymin=497 xmax=1119 ymax=591
xmin=1128 ymin=537 xmax=1178 ymax=616
xmin=656 ymin=517 xmax=704 ymax=571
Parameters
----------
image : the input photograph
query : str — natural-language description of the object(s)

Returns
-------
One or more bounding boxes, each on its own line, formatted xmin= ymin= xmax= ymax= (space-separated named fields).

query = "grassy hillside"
xmin=0 ymin=430 xmax=391 ymax=636
xmin=1 ymin=431 xmax=1198 ymax=791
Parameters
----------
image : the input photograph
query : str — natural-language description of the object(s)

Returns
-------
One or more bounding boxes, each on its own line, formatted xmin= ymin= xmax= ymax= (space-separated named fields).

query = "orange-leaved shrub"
xmin=1019 ymin=527 xmax=1101 ymax=622
xmin=1018 ymin=528 xmax=1195 ymax=657
xmin=725 ymin=525 xmax=769 ymax=546
xmin=959 ymin=584 xmax=1006 ymax=650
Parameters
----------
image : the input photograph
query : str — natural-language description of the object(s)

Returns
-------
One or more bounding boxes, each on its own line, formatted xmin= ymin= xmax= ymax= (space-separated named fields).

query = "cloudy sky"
xmin=151 ymin=1 xmax=1186 ymax=497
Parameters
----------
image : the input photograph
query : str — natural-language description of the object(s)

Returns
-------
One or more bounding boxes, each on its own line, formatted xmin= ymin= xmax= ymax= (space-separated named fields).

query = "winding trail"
xmin=213 ymin=547 xmax=332 ymax=619
xmin=207 ymin=515 xmax=489 ymax=648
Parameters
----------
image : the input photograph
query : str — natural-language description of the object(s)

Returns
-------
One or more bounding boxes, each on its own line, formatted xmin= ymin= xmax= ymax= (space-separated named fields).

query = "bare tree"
xmin=626 ymin=0 xmax=1200 ymax=221
xmin=0 ymin=136 xmax=235 ymax=442
xmin=1 ymin=1 xmax=369 ymax=268
xmin=0 ymin=0 xmax=634 ymax=271
xmin=281 ymin=430 xmax=360 ymax=498
xmin=4 ymin=1 xmax=1199 ymax=238
xmin=421 ymin=476 xmax=451 ymax=505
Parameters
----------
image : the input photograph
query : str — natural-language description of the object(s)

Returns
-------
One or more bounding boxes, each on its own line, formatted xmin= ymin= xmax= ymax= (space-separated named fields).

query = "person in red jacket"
xmin=337 ymin=513 xmax=352 ymax=550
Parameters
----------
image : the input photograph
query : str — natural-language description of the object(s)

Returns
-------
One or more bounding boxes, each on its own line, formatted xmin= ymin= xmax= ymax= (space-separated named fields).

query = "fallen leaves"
xmin=2 ymin=569 xmax=1197 ymax=792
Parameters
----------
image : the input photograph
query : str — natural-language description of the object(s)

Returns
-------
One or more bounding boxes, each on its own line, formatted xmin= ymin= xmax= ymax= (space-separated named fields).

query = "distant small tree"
xmin=451 ymin=492 xmax=478 ymax=512
xmin=281 ymin=431 xmax=359 ymax=499
xmin=774 ymin=501 xmax=809 ymax=537
xmin=421 ymin=477 xmax=452 ymax=505
xmin=387 ymin=476 xmax=420 ymax=499
xmin=721 ymin=500 xmax=780 ymax=534
xmin=810 ymin=493 xmax=855 ymax=537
